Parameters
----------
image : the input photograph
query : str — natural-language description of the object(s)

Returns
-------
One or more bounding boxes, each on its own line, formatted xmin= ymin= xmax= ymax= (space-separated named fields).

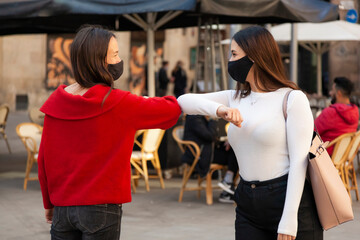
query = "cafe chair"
xmin=0 ymin=104 xmax=11 ymax=153
xmin=172 ymin=125 xmax=224 ymax=205
xmin=327 ymin=132 xmax=354 ymax=187
xmin=130 ymin=129 xmax=165 ymax=192
xmin=344 ymin=131 xmax=360 ymax=201
xmin=130 ymin=130 xmax=145 ymax=193
xmin=16 ymin=122 xmax=42 ymax=190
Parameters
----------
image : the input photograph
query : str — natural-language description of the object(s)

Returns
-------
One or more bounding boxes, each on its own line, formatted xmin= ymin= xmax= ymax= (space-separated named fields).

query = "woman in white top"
xmin=178 ymin=26 xmax=322 ymax=240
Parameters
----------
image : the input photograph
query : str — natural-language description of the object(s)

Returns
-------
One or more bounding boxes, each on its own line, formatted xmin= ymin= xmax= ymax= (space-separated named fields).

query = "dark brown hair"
xmin=70 ymin=25 xmax=115 ymax=105
xmin=232 ymin=26 xmax=298 ymax=99
xmin=172 ymin=60 xmax=183 ymax=74
xmin=334 ymin=77 xmax=353 ymax=97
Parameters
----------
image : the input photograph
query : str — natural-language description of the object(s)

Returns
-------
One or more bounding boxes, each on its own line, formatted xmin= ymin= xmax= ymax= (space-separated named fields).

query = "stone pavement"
xmin=0 ymin=111 xmax=359 ymax=240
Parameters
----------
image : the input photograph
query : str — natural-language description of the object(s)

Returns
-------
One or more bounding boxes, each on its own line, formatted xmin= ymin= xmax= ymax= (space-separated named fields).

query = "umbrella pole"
xmin=147 ymin=13 xmax=156 ymax=97
xmin=125 ymin=11 xmax=183 ymax=97
xmin=316 ymin=42 xmax=322 ymax=96
xmin=193 ymin=17 xmax=201 ymax=93
xmin=216 ymin=18 xmax=227 ymax=90
xmin=290 ymin=24 xmax=298 ymax=85
xmin=209 ymin=18 xmax=216 ymax=92
xmin=204 ymin=22 xmax=209 ymax=92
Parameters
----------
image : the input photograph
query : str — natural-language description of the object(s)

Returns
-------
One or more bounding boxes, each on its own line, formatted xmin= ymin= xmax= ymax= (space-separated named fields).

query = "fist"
xmin=216 ymin=105 xmax=243 ymax=128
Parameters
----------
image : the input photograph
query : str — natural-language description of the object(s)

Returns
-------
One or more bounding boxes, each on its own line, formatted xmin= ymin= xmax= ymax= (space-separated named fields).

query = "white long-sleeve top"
xmin=177 ymin=88 xmax=314 ymax=236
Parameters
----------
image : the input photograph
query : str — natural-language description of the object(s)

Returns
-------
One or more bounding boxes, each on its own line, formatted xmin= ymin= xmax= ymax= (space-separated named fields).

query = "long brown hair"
xmin=70 ymin=25 xmax=115 ymax=105
xmin=232 ymin=26 xmax=298 ymax=99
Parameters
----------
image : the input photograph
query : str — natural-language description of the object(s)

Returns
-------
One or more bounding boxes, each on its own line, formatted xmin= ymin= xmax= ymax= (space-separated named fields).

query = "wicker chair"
xmin=131 ymin=129 xmax=165 ymax=192
xmin=0 ymin=104 xmax=11 ymax=153
xmin=172 ymin=125 xmax=224 ymax=205
xmin=16 ymin=123 xmax=42 ymax=190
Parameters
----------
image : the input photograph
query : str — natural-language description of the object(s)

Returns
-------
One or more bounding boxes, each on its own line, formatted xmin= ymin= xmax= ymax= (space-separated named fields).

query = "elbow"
xmin=165 ymin=96 xmax=182 ymax=117
xmin=177 ymin=95 xmax=185 ymax=108
xmin=164 ymin=98 xmax=182 ymax=128
xmin=177 ymin=94 xmax=191 ymax=113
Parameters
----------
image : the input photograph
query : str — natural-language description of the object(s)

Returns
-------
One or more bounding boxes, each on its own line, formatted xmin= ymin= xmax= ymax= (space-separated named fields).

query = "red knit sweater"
xmin=315 ymin=103 xmax=359 ymax=155
xmin=38 ymin=85 xmax=181 ymax=209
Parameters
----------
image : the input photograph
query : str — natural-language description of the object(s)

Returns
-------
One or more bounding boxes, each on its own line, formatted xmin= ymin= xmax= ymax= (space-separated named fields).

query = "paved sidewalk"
xmin=0 ymin=112 xmax=359 ymax=239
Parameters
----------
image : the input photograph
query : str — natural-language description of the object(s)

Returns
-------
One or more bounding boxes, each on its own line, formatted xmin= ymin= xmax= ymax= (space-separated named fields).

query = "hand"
xmin=277 ymin=233 xmax=295 ymax=240
xmin=216 ymin=105 xmax=243 ymax=128
xmin=45 ymin=208 xmax=54 ymax=224
xmin=224 ymin=141 xmax=231 ymax=151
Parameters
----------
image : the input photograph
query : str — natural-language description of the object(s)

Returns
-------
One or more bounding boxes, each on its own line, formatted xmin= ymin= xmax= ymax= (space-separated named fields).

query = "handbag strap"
xmin=282 ymin=90 xmax=322 ymax=141
xmin=282 ymin=90 xmax=293 ymax=121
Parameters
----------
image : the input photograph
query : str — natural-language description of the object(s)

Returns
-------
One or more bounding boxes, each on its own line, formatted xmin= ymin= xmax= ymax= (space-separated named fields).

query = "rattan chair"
xmin=327 ymin=132 xmax=354 ymax=187
xmin=131 ymin=129 xmax=165 ymax=192
xmin=0 ymin=104 xmax=11 ymax=153
xmin=172 ymin=125 xmax=224 ymax=205
xmin=16 ymin=122 xmax=42 ymax=190
xmin=343 ymin=131 xmax=360 ymax=201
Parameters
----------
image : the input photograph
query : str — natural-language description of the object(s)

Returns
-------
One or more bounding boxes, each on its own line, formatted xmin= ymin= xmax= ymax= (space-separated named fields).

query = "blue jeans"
xmin=51 ymin=204 xmax=122 ymax=240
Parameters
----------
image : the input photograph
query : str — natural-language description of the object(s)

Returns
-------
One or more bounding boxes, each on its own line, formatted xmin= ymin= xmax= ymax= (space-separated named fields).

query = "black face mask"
xmin=228 ymin=56 xmax=254 ymax=84
xmin=331 ymin=97 xmax=336 ymax=105
xmin=108 ymin=61 xmax=123 ymax=81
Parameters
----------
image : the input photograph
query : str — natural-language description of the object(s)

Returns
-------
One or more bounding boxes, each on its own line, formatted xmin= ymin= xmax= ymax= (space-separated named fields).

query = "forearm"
xmin=278 ymin=91 xmax=314 ymax=236
xmin=128 ymin=95 xmax=181 ymax=130
xmin=177 ymin=91 xmax=231 ymax=117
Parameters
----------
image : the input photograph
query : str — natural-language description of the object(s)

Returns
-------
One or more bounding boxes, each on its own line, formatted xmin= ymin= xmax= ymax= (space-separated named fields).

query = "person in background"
xmin=38 ymin=25 xmax=181 ymax=240
xmin=214 ymin=139 xmax=238 ymax=203
xmin=315 ymin=77 xmax=359 ymax=155
xmin=178 ymin=26 xmax=322 ymax=240
xmin=157 ymin=61 xmax=170 ymax=97
xmin=171 ymin=60 xmax=187 ymax=98
xmin=181 ymin=115 xmax=217 ymax=178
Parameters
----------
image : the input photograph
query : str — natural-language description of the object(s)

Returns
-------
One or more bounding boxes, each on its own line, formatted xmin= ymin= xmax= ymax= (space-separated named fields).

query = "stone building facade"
xmin=0 ymin=28 xmax=200 ymax=111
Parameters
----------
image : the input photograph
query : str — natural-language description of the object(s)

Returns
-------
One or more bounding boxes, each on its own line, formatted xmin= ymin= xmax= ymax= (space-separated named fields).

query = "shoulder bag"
xmin=283 ymin=90 xmax=354 ymax=230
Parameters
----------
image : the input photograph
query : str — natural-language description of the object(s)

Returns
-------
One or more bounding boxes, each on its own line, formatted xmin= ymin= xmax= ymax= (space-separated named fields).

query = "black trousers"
xmin=213 ymin=143 xmax=238 ymax=174
xmin=234 ymin=175 xmax=323 ymax=240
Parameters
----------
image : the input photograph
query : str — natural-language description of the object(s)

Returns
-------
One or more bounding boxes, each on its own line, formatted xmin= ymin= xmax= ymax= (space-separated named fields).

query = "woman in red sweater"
xmin=38 ymin=25 xmax=181 ymax=240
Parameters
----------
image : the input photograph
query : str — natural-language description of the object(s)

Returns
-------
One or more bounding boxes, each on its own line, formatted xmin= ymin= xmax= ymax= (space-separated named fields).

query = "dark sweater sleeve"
xmin=122 ymin=94 xmax=181 ymax=130
xmin=187 ymin=116 xmax=217 ymax=142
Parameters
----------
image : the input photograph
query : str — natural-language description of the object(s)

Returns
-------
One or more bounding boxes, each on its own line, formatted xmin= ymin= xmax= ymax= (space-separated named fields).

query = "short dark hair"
xmin=70 ymin=25 xmax=115 ymax=88
xmin=334 ymin=77 xmax=353 ymax=97
xmin=162 ymin=61 xmax=169 ymax=67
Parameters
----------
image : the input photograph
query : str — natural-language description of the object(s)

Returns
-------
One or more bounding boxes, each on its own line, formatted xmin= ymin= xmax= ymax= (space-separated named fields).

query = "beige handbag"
xmin=283 ymin=90 xmax=354 ymax=230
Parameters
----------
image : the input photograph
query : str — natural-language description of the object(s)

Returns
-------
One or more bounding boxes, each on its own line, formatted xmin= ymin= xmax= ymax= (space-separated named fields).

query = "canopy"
xmin=270 ymin=21 xmax=360 ymax=95
xmin=0 ymin=0 xmax=339 ymax=96
xmin=270 ymin=20 xmax=360 ymax=42
xmin=0 ymin=0 xmax=339 ymax=34
xmin=201 ymin=0 xmax=338 ymax=23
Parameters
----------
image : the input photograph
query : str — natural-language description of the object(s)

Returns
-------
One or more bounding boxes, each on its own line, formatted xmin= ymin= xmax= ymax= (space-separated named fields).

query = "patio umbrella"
xmin=0 ymin=0 xmax=338 ymax=96
xmin=270 ymin=20 xmax=360 ymax=95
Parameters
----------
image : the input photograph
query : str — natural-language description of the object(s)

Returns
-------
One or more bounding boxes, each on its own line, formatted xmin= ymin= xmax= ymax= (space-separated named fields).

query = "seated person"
xmin=181 ymin=115 xmax=217 ymax=177
xmin=315 ymin=77 xmax=359 ymax=155
xmin=213 ymin=139 xmax=238 ymax=203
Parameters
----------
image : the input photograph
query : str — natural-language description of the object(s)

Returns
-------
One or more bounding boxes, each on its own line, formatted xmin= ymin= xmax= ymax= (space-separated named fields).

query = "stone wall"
xmin=329 ymin=0 xmax=360 ymax=95
xmin=0 ymin=34 xmax=48 ymax=110
xmin=0 ymin=32 xmax=131 ymax=111
xmin=329 ymin=42 xmax=360 ymax=93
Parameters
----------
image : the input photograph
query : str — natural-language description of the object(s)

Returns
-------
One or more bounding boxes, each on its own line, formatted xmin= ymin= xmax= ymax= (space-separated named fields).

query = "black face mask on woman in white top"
xmin=227 ymin=56 xmax=253 ymax=84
